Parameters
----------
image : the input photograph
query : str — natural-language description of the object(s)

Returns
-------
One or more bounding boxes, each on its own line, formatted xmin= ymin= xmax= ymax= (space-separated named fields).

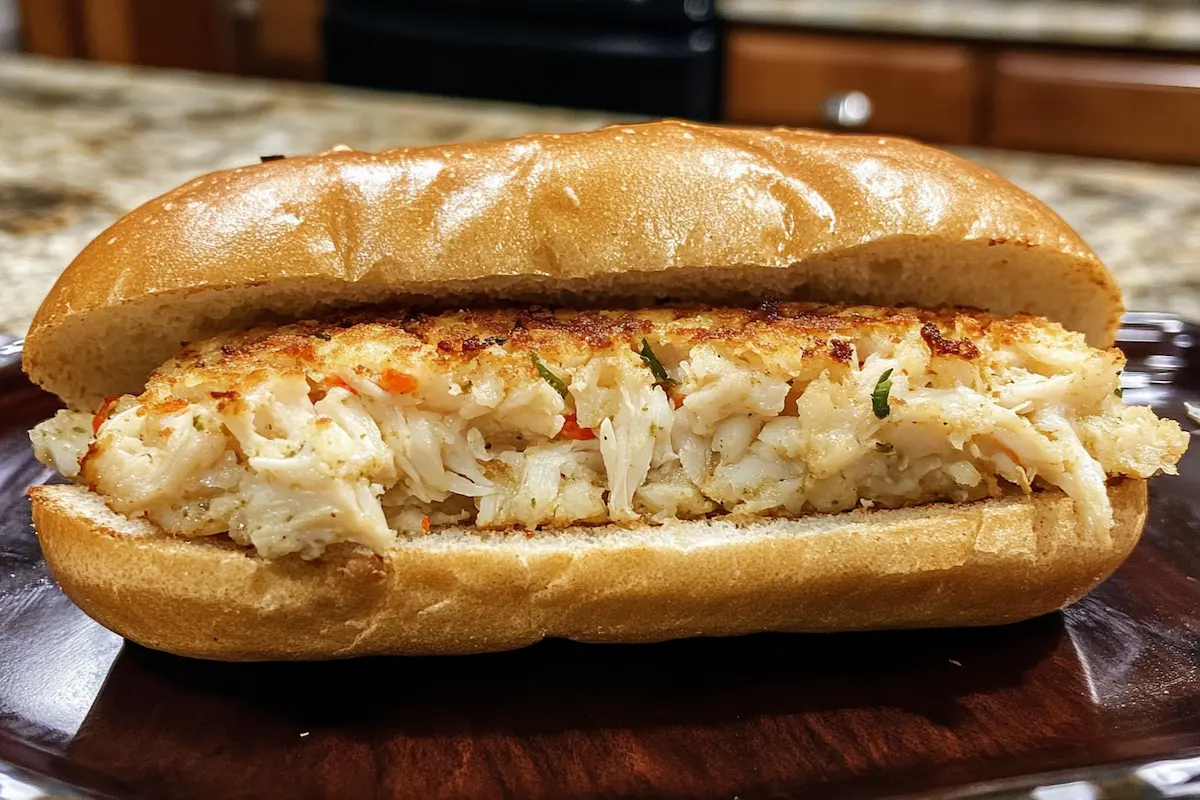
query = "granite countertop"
xmin=2 ymin=54 xmax=1199 ymax=338
xmin=718 ymin=0 xmax=1200 ymax=51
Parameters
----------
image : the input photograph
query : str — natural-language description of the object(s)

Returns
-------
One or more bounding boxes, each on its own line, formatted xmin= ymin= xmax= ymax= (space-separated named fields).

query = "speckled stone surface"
xmin=2 ymin=55 xmax=1199 ymax=340
xmin=719 ymin=0 xmax=1200 ymax=51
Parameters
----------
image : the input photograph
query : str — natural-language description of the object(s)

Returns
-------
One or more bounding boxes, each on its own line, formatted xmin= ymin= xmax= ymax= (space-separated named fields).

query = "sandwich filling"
xmin=31 ymin=303 xmax=1188 ymax=559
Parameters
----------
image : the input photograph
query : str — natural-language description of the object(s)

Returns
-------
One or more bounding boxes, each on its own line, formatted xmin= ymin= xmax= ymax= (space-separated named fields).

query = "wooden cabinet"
xmin=723 ymin=25 xmax=1200 ymax=164
xmin=256 ymin=0 xmax=324 ymax=79
xmin=18 ymin=0 xmax=228 ymax=71
xmin=988 ymin=50 xmax=1200 ymax=164
xmin=725 ymin=29 xmax=981 ymax=144
xmin=14 ymin=0 xmax=83 ymax=59
xmin=16 ymin=0 xmax=324 ymax=79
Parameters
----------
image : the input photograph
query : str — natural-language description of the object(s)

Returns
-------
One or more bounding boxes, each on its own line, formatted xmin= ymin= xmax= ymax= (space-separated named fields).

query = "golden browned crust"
xmin=30 ymin=480 xmax=1146 ymax=661
xmin=159 ymin=302 xmax=1078 ymax=374
xmin=131 ymin=302 xmax=1101 ymax=413
xmin=23 ymin=120 xmax=1122 ymax=411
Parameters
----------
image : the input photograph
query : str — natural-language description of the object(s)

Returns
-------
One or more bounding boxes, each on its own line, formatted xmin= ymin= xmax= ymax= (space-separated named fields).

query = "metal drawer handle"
xmin=821 ymin=91 xmax=873 ymax=128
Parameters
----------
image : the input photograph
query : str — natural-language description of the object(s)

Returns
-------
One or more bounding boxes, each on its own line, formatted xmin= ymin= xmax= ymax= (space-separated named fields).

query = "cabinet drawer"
xmin=723 ymin=28 xmax=980 ymax=144
xmin=989 ymin=51 xmax=1200 ymax=163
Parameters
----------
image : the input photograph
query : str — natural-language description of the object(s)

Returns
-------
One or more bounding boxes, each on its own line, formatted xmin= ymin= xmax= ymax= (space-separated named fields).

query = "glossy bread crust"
xmin=23 ymin=120 xmax=1122 ymax=411
xmin=30 ymin=481 xmax=1145 ymax=661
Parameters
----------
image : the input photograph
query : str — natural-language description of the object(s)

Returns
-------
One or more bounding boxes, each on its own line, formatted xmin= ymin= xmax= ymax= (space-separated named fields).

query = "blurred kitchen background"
xmin=1 ymin=0 xmax=1199 ymax=335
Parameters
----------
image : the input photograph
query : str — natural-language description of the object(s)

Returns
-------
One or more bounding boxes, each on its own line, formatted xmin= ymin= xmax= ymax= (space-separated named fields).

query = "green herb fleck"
xmin=72 ymin=426 xmax=86 ymax=435
xmin=192 ymin=417 xmax=204 ymax=431
xmin=1114 ymin=386 xmax=1123 ymax=398
xmin=874 ymin=442 xmax=894 ymax=453
xmin=530 ymin=498 xmax=537 ymax=508
xmin=638 ymin=339 xmax=673 ymax=387
xmin=872 ymin=369 xmax=894 ymax=419
xmin=312 ymin=331 xmax=333 ymax=341
xmin=531 ymin=352 xmax=568 ymax=397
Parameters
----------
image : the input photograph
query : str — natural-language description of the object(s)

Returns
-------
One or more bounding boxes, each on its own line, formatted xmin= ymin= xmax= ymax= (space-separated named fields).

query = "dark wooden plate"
xmin=2 ymin=314 xmax=1199 ymax=800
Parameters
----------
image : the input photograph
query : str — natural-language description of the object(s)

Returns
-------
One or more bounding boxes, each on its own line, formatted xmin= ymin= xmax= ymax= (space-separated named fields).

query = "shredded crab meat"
xmin=30 ymin=304 xmax=1189 ymax=559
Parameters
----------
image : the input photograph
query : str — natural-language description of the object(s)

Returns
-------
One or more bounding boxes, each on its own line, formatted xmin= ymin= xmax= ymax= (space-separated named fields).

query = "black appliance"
xmin=323 ymin=0 xmax=721 ymax=120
